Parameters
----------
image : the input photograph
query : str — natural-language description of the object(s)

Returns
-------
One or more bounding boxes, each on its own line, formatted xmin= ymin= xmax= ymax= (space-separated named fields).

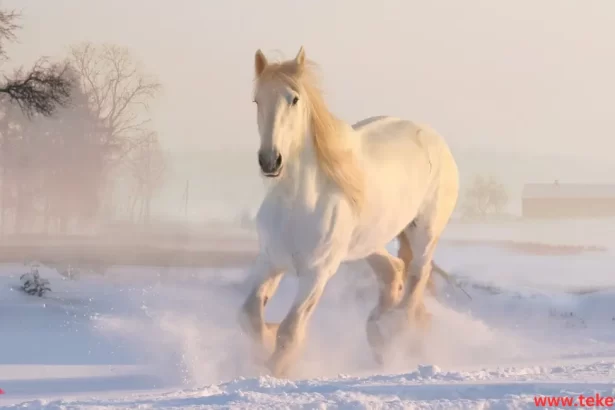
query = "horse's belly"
xmin=344 ymin=138 xmax=433 ymax=260
xmin=346 ymin=194 xmax=422 ymax=260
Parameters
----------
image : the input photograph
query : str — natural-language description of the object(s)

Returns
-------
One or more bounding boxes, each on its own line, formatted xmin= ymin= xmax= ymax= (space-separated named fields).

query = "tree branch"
xmin=0 ymin=59 xmax=73 ymax=117
xmin=0 ymin=9 xmax=20 ymax=61
xmin=69 ymin=42 xmax=161 ymax=150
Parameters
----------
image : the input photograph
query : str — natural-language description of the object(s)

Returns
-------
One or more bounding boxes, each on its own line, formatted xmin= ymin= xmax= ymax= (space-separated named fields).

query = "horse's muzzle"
xmin=258 ymin=149 xmax=283 ymax=177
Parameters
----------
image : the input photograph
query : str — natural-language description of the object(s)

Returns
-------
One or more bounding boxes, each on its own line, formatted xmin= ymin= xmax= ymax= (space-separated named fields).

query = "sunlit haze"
xmin=3 ymin=0 xmax=614 ymax=221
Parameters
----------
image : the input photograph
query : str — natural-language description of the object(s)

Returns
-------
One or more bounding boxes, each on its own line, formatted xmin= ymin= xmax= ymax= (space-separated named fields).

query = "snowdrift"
xmin=1 ymin=232 xmax=614 ymax=408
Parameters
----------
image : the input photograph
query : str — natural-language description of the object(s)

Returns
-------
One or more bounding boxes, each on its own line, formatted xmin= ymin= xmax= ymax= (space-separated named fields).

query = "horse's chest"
xmin=257 ymin=206 xmax=297 ymax=268
xmin=256 ymin=198 xmax=351 ymax=272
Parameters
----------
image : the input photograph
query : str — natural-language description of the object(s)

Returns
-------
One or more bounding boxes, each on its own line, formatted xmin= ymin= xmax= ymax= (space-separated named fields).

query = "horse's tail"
xmin=432 ymin=260 xmax=472 ymax=300
xmin=431 ymin=260 xmax=449 ymax=282
xmin=397 ymin=232 xmax=471 ymax=300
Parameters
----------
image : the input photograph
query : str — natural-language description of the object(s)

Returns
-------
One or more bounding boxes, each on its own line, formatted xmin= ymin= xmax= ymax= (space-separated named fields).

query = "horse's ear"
xmin=255 ymin=49 xmax=268 ymax=77
xmin=295 ymin=46 xmax=306 ymax=67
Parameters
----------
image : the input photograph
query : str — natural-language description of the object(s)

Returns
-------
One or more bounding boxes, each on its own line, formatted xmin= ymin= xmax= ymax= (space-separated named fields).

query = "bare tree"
xmin=461 ymin=174 xmax=509 ymax=220
xmin=0 ymin=10 xmax=72 ymax=117
xmin=68 ymin=42 xmax=161 ymax=162
xmin=0 ymin=70 xmax=105 ymax=235
xmin=126 ymin=131 xmax=166 ymax=225
xmin=0 ymin=60 xmax=72 ymax=117
xmin=68 ymin=42 xmax=161 ymax=221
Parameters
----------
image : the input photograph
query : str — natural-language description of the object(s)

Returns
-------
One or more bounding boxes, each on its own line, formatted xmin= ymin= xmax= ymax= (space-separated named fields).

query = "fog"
xmin=2 ymin=3 xmax=615 ymax=402
xmin=2 ymin=0 xmax=614 ymax=224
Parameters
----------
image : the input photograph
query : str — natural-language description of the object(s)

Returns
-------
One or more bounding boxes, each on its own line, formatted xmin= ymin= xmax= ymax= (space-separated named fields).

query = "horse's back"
xmin=352 ymin=116 xmax=437 ymax=166
xmin=352 ymin=115 xmax=390 ymax=130
xmin=353 ymin=116 xmax=455 ymax=170
xmin=352 ymin=115 xmax=418 ymax=138
xmin=343 ymin=115 xmax=458 ymax=260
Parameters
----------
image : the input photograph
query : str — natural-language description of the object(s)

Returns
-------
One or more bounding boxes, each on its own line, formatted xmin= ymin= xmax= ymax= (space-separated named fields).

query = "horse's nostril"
xmin=258 ymin=151 xmax=281 ymax=174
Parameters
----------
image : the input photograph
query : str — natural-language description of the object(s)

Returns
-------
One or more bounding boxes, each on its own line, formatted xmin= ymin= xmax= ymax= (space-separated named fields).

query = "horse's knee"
xmin=368 ymin=251 xmax=406 ymax=310
xmin=238 ymin=264 xmax=284 ymax=336
xmin=378 ymin=278 xmax=404 ymax=310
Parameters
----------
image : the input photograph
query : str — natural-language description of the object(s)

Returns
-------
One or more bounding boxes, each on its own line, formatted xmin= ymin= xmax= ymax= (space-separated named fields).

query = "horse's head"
xmin=252 ymin=46 xmax=310 ymax=179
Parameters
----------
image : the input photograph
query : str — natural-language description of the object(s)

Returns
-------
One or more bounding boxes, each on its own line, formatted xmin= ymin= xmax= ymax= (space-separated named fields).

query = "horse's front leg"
xmin=265 ymin=268 xmax=334 ymax=378
xmin=238 ymin=254 xmax=284 ymax=363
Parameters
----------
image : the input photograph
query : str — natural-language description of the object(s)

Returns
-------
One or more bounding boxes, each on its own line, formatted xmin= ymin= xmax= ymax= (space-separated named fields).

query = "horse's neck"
xmin=274 ymin=119 xmax=359 ymax=207
xmin=275 ymin=131 xmax=321 ymax=205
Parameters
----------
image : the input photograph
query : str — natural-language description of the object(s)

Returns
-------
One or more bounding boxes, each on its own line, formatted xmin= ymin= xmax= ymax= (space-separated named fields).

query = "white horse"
xmin=238 ymin=46 xmax=459 ymax=378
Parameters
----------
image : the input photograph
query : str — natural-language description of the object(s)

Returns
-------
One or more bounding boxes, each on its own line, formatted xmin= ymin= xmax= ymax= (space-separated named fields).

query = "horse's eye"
xmin=291 ymin=96 xmax=299 ymax=106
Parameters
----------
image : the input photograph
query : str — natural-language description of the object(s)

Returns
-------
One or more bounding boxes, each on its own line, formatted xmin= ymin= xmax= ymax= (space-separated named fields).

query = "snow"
xmin=1 ymin=220 xmax=615 ymax=409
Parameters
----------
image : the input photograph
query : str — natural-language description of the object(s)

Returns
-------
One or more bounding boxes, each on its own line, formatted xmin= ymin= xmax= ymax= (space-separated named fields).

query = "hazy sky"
xmin=2 ymin=0 xmax=614 ymax=219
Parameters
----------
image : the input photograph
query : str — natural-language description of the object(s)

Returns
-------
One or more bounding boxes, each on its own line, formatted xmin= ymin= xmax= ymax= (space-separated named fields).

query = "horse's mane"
xmin=254 ymin=58 xmax=364 ymax=213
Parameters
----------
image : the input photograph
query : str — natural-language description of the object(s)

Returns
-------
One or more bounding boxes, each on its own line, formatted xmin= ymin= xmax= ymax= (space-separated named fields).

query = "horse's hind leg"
xmin=400 ymin=187 xmax=458 ymax=333
xmin=365 ymin=247 xmax=405 ymax=364
xmin=400 ymin=230 xmax=439 ymax=332
xmin=398 ymin=230 xmax=434 ymax=329
xmin=401 ymin=142 xmax=459 ymax=331
xmin=238 ymin=254 xmax=284 ymax=362
xmin=397 ymin=230 xmax=436 ymax=299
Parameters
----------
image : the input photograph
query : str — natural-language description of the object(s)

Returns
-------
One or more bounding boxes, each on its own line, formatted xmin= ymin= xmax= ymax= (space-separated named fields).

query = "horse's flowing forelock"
xmin=255 ymin=60 xmax=364 ymax=213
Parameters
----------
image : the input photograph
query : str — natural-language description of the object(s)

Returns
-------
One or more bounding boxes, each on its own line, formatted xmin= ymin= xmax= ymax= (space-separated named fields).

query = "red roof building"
xmin=522 ymin=181 xmax=615 ymax=219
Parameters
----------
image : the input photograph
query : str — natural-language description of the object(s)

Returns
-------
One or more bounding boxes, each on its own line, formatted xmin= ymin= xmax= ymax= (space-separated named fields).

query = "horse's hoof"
xmin=265 ymin=357 xmax=289 ymax=379
xmin=366 ymin=309 xmax=410 ymax=367
xmin=372 ymin=350 xmax=385 ymax=367
xmin=404 ymin=335 xmax=427 ymax=360
xmin=381 ymin=308 xmax=411 ymax=337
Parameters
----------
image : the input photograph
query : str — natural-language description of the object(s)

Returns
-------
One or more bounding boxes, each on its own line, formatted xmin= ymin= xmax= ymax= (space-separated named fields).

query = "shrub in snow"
xmin=20 ymin=266 xmax=51 ymax=297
